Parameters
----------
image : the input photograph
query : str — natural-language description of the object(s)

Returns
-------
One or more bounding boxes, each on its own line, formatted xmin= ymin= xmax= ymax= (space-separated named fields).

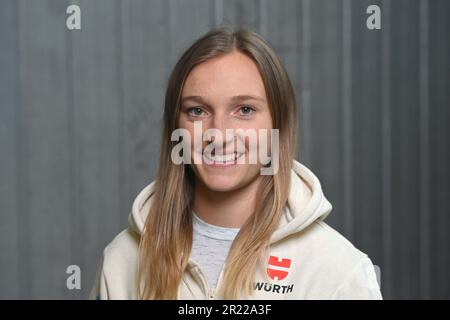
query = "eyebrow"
xmin=181 ymin=94 xmax=266 ymax=105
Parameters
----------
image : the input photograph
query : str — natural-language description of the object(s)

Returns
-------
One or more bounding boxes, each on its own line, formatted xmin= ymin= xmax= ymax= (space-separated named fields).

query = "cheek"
xmin=177 ymin=118 xmax=195 ymax=142
xmin=259 ymin=113 xmax=273 ymax=148
xmin=249 ymin=110 xmax=273 ymax=134
xmin=245 ymin=115 xmax=273 ymax=154
xmin=177 ymin=115 xmax=189 ymax=131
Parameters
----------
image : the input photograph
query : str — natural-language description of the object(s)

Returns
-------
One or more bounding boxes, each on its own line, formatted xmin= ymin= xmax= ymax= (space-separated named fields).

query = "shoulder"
xmin=92 ymin=228 xmax=140 ymax=299
xmin=301 ymin=219 xmax=368 ymax=264
xmin=101 ymin=228 xmax=140 ymax=280
xmin=287 ymin=220 xmax=382 ymax=298
xmin=103 ymin=228 xmax=140 ymax=263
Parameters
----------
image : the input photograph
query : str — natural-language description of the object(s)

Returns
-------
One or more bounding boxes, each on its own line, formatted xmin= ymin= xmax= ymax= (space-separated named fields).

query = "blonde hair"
xmin=137 ymin=26 xmax=297 ymax=299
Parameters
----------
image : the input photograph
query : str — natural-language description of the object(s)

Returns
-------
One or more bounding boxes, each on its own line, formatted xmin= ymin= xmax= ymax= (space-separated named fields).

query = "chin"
xmin=192 ymin=164 xmax=261 ymax=193
xmin=201 ymin=176 xmax=243 ymax=192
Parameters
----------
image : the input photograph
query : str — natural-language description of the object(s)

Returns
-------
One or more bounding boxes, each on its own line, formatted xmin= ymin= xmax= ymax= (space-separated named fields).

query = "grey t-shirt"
xmin=191 ymin=212 xmax=240 ymax=289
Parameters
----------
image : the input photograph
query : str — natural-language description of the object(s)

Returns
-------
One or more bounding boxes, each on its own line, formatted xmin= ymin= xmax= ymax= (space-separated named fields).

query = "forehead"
xmin=181 ymin=51 xmax=266 ymax=99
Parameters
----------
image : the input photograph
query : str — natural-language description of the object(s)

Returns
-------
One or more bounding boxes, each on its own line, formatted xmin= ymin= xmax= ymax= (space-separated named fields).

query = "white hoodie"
xmin=90 ymin=160 xmax=382 ymax=300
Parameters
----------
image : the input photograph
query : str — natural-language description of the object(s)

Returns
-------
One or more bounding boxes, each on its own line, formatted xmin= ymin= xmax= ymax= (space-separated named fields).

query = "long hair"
xmin=137 ymin=26 xmax=298 ymax=299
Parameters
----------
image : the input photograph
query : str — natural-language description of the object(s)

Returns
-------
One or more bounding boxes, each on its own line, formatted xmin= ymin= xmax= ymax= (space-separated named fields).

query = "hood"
xmin=128 ymin=160 xmax=332 ymax=244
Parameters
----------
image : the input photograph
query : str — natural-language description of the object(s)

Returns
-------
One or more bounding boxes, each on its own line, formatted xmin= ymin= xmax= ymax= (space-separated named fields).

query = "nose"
xmin=209 ymin=111 xmax=227 ymax=133
xmin=204 ymin=112 xmax=234 ymax=151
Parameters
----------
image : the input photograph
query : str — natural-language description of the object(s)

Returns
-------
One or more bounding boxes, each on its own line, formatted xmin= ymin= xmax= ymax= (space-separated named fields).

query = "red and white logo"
xmin=266 ymin=255 xmax=291 ymax=281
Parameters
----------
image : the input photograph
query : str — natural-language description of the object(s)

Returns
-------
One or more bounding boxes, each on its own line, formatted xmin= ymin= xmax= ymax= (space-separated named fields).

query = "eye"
xmin=238 ymin=105 xmax=255 ymax=116
xmin=187 ymin=107 xmax=206 ymax=117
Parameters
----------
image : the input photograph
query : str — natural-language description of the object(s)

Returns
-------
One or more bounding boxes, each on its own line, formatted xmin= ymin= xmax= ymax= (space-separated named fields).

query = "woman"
xmin=90 ymin=26 xmax=382 ymax=300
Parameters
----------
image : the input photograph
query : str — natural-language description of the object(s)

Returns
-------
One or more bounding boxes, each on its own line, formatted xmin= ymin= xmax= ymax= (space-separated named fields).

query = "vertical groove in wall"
xmin=419 ymin=0 xmax=430 ymax=300
xmin=66 ymin=0 xmax=81 ymax=299
xmin=211 ymin=0 xmax=223 ymax=27
xmin=0 ymin=0 xmax=20 ymax=299
xmin=14 ymin=0 xmax=24 ymax=299
xmin=116 ymin=0 xmax=126 ymax=229
xmin=381 ymin=0 xmax=393 ymax=299
xmin=16 ymin=0 xmax=31 ymax=299
xmin=209 ymin=0 xmax=215 ymax=27
xmin=341 ymin=0 xmax=353 ymax=241
xmin=165 ymin=0 xmax=173 ymax=68
xmin=217 ymin=0 xmax=224 ymax=26
xmin=300 ymin=0 xmax=312 ymax=165
xmin=258 ymin=0 xmax=268 ymax=37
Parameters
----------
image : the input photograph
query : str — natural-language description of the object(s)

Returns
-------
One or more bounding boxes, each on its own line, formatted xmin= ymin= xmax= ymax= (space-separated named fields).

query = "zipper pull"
xmin=209 ymin=287 xmax=215 ymax=299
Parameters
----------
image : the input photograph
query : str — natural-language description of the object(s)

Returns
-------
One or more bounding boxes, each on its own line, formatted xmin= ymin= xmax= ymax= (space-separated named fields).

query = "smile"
xmin=203 ymin=152 xmax=245 ymax=166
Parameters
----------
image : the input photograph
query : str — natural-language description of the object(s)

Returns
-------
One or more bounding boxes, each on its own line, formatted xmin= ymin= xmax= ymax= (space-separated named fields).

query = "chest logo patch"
xmin=266 ymin=255 xmax=291 ymax=281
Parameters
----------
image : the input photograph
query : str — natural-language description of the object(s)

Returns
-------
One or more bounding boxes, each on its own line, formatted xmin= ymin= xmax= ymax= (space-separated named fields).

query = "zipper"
xmin=189 ymin=259 xmax=227 ymax=300
xmin=208 ymin=263 xmax=226 ymax=299
xmin=189 ymin=259 xmax=213 ymax=299
xmin=208 ymin=287 xmax=215 ymax=299
xmin=198 ymin=268 xmax=213 ymax=300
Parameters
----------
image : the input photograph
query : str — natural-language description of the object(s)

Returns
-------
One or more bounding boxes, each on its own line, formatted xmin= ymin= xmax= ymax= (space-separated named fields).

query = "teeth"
xmin=204 ymin=152 xmax=243 ymax=163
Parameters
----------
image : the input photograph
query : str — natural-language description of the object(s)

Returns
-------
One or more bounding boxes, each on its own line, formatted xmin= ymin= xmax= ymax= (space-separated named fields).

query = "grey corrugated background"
xmin=0 ymin=0 xmax=449 ymax=299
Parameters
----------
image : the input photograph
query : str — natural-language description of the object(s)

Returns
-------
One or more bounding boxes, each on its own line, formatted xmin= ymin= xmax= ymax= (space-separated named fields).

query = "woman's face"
xmin=178 ymin=51 xmax=273 ymax=192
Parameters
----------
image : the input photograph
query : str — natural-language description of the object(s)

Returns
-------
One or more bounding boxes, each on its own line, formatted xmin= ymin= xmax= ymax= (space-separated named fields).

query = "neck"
xmin=193 ymin=177 xmax=262 ymax=228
